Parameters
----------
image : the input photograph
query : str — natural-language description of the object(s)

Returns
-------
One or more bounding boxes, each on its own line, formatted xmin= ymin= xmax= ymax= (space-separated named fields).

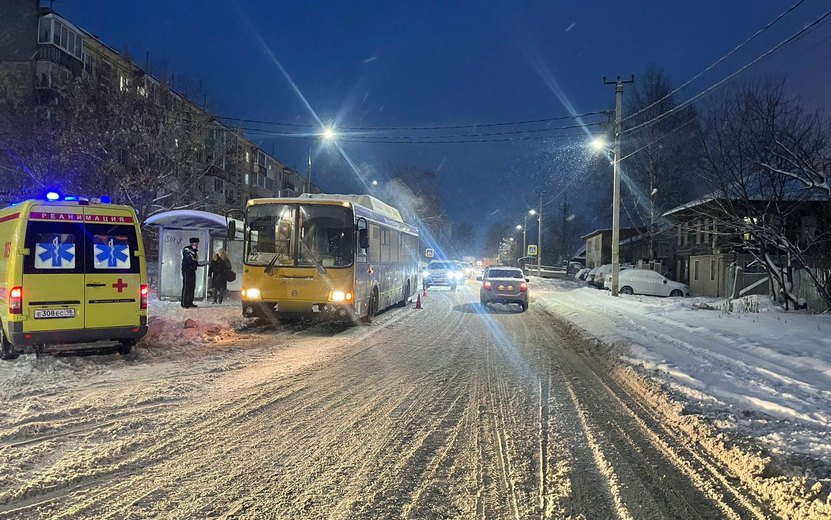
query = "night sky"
xmin=57 ymin=0 xmax=831 ymax=237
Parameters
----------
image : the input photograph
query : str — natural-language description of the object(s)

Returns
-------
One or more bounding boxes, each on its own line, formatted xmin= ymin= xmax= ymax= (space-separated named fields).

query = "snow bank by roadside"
xmin=0 ymin=299 xmax=254 ymax=402
xmin=531 ymin=278 xmax=831 ymax=480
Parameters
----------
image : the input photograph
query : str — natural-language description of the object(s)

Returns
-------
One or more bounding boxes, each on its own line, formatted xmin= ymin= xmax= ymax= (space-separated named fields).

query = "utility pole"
xmin=306 ymin=143 xmax=312 ymax=194
xmin=561 ymin=192 xmax=568 ymax=263
xmin=537 ymin=191 xmax=543 ymax=277
xmin=604 ymin=75 xmax=634 ymax=297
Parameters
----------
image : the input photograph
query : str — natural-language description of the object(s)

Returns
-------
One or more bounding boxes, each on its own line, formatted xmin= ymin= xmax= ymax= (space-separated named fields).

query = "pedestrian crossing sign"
xmin=527 ymin=245 xmax=538 ymax=256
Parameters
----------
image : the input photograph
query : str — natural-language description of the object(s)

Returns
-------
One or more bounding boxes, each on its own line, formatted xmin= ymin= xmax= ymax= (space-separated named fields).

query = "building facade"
xmin=0 ymin=0 xmax=318 ymax=215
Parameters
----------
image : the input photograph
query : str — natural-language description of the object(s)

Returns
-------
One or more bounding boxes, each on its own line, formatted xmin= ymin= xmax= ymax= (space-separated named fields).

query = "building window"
xmin=214 ymin=178 xmax=224 ymax=194
xmin=710 ymin=259 xmax=716 ymax=281
xmin=38 ymin=17 xmax=52 ymax=44
xmin=693 ymin=260 xmax=699 ymax=281
xmin=696 ymin=220 xmax=702 ymax=244
xmin=245 ymin=150 xmax=250 ymax=163
xmin=48 ymin=20 xmax=83 ymax=60
xmin=244 ymin=173 xmax=250 ymax=185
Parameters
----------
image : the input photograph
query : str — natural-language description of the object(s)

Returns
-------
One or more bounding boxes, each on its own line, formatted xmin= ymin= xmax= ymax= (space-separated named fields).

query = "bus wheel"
xmin=398 ymin=281 xmax=410 ymax=307
xmin=363 ymin=288 xmax=379 ymax=324
xmin=0 ymin=325 xmax=19 ymax=360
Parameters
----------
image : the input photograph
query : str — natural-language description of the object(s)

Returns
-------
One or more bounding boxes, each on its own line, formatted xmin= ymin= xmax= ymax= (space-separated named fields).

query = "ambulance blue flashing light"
xmin=46 ymin=191 xmax=61 ymax=201
xmin=100 ymin=195 xmax=112 ymax=204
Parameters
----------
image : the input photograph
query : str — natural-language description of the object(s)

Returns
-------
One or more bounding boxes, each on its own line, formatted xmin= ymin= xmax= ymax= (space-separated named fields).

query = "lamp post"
xmin=522 ymin=209 xmax=537 ymax=258
xmin=307 ymin=126 xmax=336 ymax=194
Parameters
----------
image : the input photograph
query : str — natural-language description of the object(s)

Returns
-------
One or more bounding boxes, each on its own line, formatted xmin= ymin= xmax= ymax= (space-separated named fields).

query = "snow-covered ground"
xmin=532 ymin=277 xmax=831 ymax=479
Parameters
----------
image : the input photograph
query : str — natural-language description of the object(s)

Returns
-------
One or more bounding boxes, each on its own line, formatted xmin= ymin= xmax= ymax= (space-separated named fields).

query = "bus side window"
xmin=357 ymin=219 xmax=368 ymax=263
xmin=390 ymin=230 xmax=399 ymax=263
xmin=369 ymin=224 xmax=380 ymax=263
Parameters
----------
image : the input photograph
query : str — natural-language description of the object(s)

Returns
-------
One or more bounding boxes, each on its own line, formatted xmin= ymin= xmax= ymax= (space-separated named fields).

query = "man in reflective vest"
xmin=181 ymin=237 xmax=202 ymax=308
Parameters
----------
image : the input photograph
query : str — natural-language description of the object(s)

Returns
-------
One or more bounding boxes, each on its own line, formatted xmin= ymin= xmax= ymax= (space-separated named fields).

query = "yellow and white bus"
xmin=232 ymin=194 xmax=419 ymax=322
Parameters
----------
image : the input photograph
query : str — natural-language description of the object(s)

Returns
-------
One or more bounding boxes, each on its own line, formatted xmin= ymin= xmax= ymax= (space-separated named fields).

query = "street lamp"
xmin=307 ymin=125 xmax=336 ymax=194
xmin=522 ymin=209 xmax=537 ymax=259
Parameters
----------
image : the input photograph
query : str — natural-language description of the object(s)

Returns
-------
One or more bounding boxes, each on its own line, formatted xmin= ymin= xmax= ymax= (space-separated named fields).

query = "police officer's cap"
xmin=189 ymin=237 xmax=200 ymax=244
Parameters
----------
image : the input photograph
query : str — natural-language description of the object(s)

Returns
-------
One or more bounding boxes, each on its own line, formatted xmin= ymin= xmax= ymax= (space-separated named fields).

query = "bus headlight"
xmin=331 ymin=291 xmax=353 ymax=302
xmin=243 ymin=288 xmax=261 ymax=299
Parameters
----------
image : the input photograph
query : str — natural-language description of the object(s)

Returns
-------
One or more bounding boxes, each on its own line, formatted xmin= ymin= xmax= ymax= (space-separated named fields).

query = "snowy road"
xmin=0 ymin=283 xmax=772 ymax=519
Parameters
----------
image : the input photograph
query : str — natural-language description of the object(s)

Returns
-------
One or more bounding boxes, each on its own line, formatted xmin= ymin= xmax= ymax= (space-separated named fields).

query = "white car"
xmin=604 ymin=268 xmax=691 ymax=297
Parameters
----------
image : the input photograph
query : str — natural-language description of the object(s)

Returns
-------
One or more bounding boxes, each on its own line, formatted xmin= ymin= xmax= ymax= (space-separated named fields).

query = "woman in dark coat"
xmin=208 ymin=250 xmax=232 ymax=304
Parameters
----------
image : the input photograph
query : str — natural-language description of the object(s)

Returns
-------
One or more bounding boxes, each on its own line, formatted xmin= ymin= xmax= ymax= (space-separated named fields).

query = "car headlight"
xmin=456 ymin=272 xmax=465 ymax=279
xmin=243 ymin=288 xmax=261 ymax=299
xmin=423 ymin=270 xmax=431 ymax=277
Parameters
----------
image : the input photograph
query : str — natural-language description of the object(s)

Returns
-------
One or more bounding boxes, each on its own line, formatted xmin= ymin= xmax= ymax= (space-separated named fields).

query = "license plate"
xmin=34 ymin=308 xmax=76 ymax=319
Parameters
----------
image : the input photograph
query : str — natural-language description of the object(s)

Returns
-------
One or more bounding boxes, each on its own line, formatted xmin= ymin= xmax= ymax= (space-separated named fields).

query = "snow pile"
xmin=530 ymin=279 xmax=831 ymax=516
xmin=139 ymin=299 xmax=256 ymax=357
xmin=531 ymin=278 xmax=831 ymax=479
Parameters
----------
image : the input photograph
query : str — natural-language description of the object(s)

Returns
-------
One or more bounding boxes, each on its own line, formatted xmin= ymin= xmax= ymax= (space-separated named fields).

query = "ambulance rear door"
xmin=22 ymin=208 xmax=86 ymax=332
xmin=83 ymin=208 xmax=142 ymax=329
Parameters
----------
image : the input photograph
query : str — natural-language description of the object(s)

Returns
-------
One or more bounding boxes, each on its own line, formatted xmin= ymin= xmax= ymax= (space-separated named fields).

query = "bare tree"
xmin=699 ymin=82 xmax=831 ymax=309
xmin=623 ymin=66 xmax=703 ymax=260
xmin=0 ymin=66 xmax=222 ymax=220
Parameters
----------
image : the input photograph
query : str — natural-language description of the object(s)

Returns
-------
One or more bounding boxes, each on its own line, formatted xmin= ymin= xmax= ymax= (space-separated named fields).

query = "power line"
xmin=243 ymin=130 xmax=592 ymax=144
xmin=622 ymin=7 xmax=831 ymax=137
xmin=215 ymin=110 xmax=610 ymax=132
xmin=618 ymin=115 xmax=700 ymax=163
xmin=623 ymin=0 xmax=808 ymax=124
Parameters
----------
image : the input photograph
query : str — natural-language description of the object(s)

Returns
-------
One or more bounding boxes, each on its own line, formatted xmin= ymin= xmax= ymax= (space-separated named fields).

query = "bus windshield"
xmin=245 ymin=203 xmax=354 ymax=268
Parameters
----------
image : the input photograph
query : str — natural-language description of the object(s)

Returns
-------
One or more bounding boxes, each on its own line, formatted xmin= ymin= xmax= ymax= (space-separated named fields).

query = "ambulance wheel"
xmin=116 ymin=340 xmax=135 ymax=356
xmin=0 ymin=326 xmax=19 ymax=360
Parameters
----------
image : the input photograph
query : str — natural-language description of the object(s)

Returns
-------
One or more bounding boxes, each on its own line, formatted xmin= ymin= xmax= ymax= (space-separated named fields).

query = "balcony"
xmin=36 ymin=44 xmax=82 ymax=77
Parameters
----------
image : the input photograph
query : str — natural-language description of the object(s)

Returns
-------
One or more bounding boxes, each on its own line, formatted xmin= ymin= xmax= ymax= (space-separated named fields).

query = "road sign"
xmin=425 ymin=248 xmax=434 ymax=258
xmin=527 ymin=245 xmax=538 ymax=256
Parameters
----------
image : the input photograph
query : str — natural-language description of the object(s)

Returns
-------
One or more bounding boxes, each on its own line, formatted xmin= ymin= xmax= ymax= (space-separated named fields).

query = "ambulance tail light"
xmin=9 ymin=287 xmax=22 ymax=314
xmin=140 ymin=285 xmax=149 ymax=310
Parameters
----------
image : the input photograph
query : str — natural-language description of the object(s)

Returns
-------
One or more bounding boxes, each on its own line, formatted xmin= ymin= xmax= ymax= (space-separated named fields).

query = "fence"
xmin=724 ymin=265 xmax=830 ymax=312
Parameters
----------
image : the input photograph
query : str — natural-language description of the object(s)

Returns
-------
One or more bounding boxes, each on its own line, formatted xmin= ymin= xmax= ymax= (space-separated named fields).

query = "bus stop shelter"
xmin=144 ymin=210 xmax=242 ymax=302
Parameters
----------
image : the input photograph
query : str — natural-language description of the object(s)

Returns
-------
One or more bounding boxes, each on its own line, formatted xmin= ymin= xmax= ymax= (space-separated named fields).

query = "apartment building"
xmin=0 ymin=0 xmax=317 ymax=215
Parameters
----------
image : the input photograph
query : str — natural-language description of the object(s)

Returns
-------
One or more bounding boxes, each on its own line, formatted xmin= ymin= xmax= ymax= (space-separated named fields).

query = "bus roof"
xmin=298 ymin=194 xmax=403 ymax=222
xmin=249 ymin=194 xmax=405 ymax=223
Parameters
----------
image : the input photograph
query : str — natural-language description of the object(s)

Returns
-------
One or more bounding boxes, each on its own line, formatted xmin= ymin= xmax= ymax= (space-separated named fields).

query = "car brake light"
xmin=483 ymin=281 xmax=492 ymax=290
xmin=520 ymin=282 xmax=528 ymax=292
xmin=140 ymin=285 xmax=148 ymax=310
xmin=9 ymin=286 xmax=22 ymax=314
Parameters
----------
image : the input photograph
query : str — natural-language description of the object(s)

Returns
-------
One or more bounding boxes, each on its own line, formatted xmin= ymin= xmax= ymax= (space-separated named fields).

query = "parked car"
xmin=604 ymin=268 xmax=691 ymax=297
xmin=586 ymin=266 xmax=600 ymax=285
xmin=566 ymin=261 xmax=584 ymax=276
xmin=478 ymin=266 xmax=529 ymax=311
xmin=423 ymin=260 xmax=459 ymax=290
xmin=574 ymin=267 xmax=591 ymax=281
xmin=591 ymin=263 xmax=633 ymax=288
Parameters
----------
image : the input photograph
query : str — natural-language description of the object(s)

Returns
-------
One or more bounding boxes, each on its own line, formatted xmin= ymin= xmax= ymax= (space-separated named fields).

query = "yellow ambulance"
xmin=0 ymin=195 xmax=148 ymax=359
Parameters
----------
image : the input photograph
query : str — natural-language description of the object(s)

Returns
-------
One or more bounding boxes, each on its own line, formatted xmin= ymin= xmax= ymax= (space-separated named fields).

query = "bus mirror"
xmin=359 ymin=228 xmax=369 ymax=250
xmin=227 ymin=220 xmax=236 ymax=241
